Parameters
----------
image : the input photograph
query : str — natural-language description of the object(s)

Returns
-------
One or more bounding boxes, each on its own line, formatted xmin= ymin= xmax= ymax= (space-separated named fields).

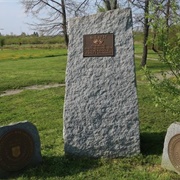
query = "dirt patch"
xmin=155 ymin=71 xmax=175 ymax=80
xmin=0 ymin=84 xmax=65 ymax=97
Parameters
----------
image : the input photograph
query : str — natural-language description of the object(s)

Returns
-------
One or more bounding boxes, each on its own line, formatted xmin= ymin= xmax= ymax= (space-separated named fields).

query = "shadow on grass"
xmin=140 ymin=131 xmax=166 ymax=155
xmin=146 ymin=65 xmax=169 ymax=71
xmin=17 ymin=155 xmax=99 ymax=179
xmin=45 ymin=53 xmax=67 ymax=58
xmin=9 ymin=132 xmax=167 ymax=179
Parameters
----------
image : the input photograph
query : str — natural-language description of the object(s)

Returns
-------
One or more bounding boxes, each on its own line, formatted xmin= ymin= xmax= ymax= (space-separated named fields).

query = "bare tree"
xmin=21 ymin=0 xmax=90 ymax=47
xmin=21 ymin=0 xmax=129 ymax=47
xmin=128 ymin=0 xmax=150 ymax=66
xmin=61 ymin=0 xmax=68 ymax=47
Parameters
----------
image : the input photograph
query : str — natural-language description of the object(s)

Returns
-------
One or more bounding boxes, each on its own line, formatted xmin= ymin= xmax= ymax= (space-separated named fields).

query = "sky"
xmin=0 ymin=0 xmax=33 ymax=35
xmin=0 ymin=0 xmax=131 ymax=35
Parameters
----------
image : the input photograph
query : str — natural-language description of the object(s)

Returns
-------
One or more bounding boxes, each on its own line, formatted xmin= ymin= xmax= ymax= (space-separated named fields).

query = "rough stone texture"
xmin=162 ymin=122 xmax=180 ymax=174
xmin=63 ymin=8 xmax=140 ymax=158
xmin=0 ymin=121 xmax=42 ymax=178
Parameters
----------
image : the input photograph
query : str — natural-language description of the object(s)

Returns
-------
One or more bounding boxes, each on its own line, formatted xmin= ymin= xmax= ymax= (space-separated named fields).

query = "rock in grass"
xmin=162 ymin=122 xmax=180 ymax=174
xmin=0 ymin=121 xmax=42 ymax=178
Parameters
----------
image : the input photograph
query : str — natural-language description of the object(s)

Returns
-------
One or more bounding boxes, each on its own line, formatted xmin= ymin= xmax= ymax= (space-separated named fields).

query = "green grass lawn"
xmin=0 ymin=49 xmax=67 ymax=93
xmin=0 ymin=48 xmax=67 ymax=61
xmin=0 ymin=46 xmax=179 ymax=179
xmin=134 ymin=44 xmax=159 ymax=60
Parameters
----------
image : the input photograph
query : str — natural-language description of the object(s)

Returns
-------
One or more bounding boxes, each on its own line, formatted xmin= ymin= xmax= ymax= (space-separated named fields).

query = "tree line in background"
xmin=0 ymin=34 xmax=64 ymax=48
xmin=1 ymin=0 xmax=179 ymax=68
xmin=20 ymin=0 xmax=180 ymax=66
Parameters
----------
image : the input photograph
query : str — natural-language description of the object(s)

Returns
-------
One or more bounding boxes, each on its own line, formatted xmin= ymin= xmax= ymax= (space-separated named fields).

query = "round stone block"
xmin=162 ymin=122 xmax=180 ymax=174
xmin=0 ymin=121 xmax=42 ymax=178
xmin=168 ymin=134 xmax=180 ymax=172
xmin=0 ymin=129 xmax=34 ymax=171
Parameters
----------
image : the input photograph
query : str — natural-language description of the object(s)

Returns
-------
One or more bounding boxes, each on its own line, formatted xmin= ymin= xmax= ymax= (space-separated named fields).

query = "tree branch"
xmin=41 ymin=0 xmax=63 ymax=14
xmin=75 ymin=0 xmax=89 ymax=16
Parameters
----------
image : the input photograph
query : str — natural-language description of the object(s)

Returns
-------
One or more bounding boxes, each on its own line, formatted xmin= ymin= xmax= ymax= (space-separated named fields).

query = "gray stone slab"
xmin=162 ymin=122 xmax=180 ymax=174
xmin=0 ymin=121 xmax=42 ymax=178
xmin=63 ymin=8 xmax=140 ymax=158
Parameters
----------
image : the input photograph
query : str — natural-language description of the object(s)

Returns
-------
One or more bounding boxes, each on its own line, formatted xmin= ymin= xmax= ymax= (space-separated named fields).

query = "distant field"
xmin=0 ymin=47 xmax=67 ymax=61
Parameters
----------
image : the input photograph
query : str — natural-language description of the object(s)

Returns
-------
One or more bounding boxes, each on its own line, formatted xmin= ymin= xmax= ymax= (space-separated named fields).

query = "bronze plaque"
xmin=83 ymin=33 xmax=114 ymax=57
xmin=0 ymin=129 xmax=34 ymax=172
xmin=168 ymin=134 xmax=180 ymax=172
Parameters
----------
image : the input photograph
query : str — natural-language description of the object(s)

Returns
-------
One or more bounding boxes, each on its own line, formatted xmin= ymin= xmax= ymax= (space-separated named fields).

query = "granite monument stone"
xmin=63 ymin=8 xmax=140 ymax=158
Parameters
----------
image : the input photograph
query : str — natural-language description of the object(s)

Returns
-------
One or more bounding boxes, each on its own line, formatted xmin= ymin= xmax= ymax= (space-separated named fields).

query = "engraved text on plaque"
xmin=83 ymin=33 xmax=114 ymax=57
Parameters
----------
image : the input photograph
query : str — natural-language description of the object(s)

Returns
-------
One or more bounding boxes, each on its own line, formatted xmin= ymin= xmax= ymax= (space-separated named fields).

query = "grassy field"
xmin=0 ymin=48 xmax=67 ymax=61
xmin=0 ymin=44 xmax=179 ymax=179
xmin=0 ymin=48 xmax=67 ymax=93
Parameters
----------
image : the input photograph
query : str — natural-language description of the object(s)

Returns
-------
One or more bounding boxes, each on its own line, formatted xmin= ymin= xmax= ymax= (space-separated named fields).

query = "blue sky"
xmin=0 ymin=0 xmax=33 ymax=35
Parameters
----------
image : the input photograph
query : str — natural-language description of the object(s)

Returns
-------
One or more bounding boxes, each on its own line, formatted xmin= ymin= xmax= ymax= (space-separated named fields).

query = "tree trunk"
xmin=112 ymin=0 xmax=117 ymax=9
xmin=61 ymin=0 xmax=69 ymax=47
xmin=166 ymin=0 xmax=170 ymax=36
xmin=141 ymin=0 xmax=149 ymax=67
xmin=103 ymin=0 xmax=111 ymax=10
xmin=152 ymin=30 xmax=158 ymax=53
